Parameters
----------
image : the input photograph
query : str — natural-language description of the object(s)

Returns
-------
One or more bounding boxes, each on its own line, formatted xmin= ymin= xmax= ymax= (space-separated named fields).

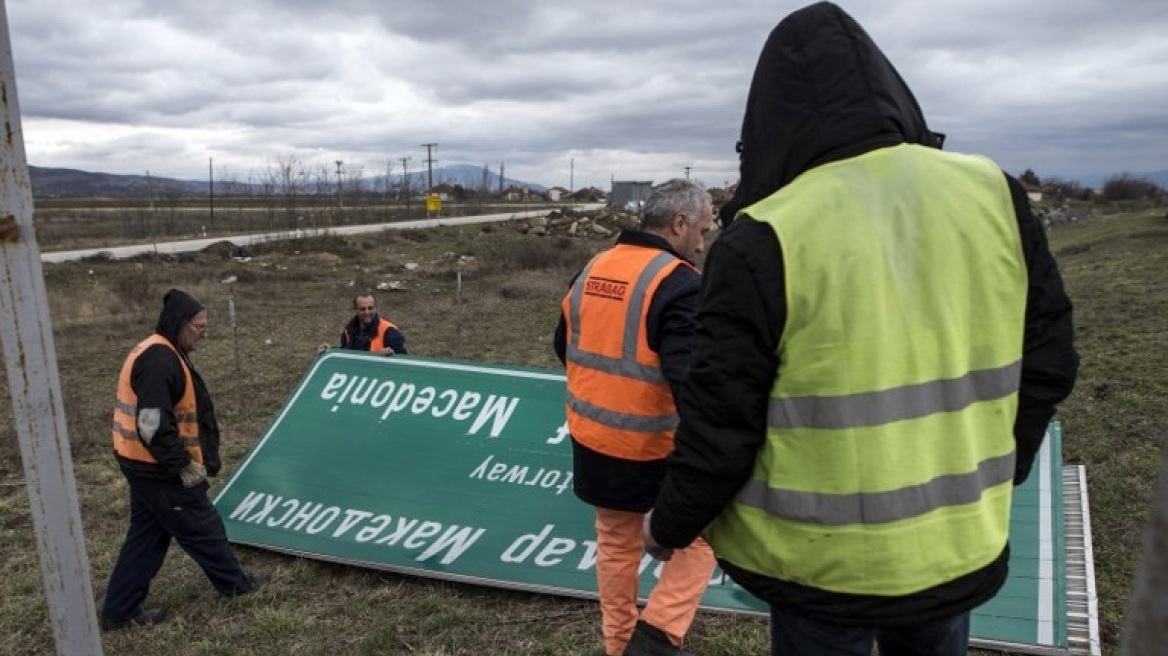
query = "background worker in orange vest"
xmin=317 ymin=292 xmax=407 ymax=356
xmin=554 ymin=179 xmax=716 ymax=656
xmin=104 ymin=289 xmax=268 ymax=631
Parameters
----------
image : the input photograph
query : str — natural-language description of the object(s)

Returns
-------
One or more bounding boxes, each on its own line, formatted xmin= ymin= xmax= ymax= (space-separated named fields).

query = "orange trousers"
xmin=594 ymin=507 xmax=717 ymax=656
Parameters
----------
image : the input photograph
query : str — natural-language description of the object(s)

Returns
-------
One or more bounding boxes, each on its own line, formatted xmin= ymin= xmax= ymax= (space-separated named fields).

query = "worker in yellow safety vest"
xmin=643 ymin=4 xmax=1078 ymax=656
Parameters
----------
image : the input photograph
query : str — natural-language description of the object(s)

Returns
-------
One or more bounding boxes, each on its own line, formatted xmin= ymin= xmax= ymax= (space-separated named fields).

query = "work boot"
xmin=622 ymin=620 xmax=695 ymax=656
xmin=224 ymin=570 xmax=271 ymax=598
xmin=233 ymin=569 xmax=269 ymax=595
xmin=245 ymin=570 xmax=271 ymax=592
xmin=99 ymin=607 xmax=167 ymax=632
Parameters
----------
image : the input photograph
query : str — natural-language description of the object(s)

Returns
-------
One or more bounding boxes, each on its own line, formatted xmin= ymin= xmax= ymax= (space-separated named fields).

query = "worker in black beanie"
xmin=102 ymin=288 xmax=270 ymax=631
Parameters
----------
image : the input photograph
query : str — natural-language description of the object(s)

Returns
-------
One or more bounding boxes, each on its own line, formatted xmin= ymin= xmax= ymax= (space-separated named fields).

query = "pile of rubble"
xmin=511 ymin=207 xmax=639 ymax=238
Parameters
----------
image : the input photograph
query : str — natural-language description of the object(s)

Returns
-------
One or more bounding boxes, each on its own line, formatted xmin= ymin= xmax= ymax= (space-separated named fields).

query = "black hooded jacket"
xmin=116 ymin=289 xmax=223 ymax=479
xmin=650 ymin=2 xmax=1078 ymax=626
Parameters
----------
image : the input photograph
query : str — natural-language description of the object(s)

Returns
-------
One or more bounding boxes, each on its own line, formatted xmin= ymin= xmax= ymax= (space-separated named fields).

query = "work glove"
xmin=179 ymin=460 xmax=208 ymax=488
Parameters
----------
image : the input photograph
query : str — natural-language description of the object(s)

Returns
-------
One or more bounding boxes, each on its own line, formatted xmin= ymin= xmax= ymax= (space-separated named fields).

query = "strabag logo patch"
xmin=583 ymin=276 xmax=628 ymax=301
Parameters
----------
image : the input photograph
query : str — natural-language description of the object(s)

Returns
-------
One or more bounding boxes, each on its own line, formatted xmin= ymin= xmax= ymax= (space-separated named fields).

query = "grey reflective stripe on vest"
xmin=768 ymin=360 xmax=1021 ymax=430
xmin=564 ymin=345 xmax=663 ymax=383
xmin=112 ymin=422 xmax=200 ymax=447
xmin=566 ymin=251 xmax=679 ymax=383
xmin=566 ymin=391 xmax=679 ymax=433
xmin=737 ymin=450 xmax=1015 ymax=526
xmin=115 ymin=401 xmax=136 ymax=416
xmin=112 ymin=422 xmax=137 ymax=440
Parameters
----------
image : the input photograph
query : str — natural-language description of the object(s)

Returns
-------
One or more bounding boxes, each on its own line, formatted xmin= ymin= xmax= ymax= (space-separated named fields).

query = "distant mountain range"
xmin=28 ymin=163 xmax=549 ymax=199
xmin=27 ymin=164 xmax=1166 ymax=199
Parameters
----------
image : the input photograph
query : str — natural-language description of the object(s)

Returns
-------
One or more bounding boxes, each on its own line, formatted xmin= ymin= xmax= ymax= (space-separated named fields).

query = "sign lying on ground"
xmin=215 ymin=353 xmax=1079 ymax=654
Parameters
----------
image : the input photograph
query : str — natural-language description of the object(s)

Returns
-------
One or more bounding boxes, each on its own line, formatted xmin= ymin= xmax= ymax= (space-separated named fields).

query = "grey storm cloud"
xmin=5 ymin=0 xmax=1166 ymax=188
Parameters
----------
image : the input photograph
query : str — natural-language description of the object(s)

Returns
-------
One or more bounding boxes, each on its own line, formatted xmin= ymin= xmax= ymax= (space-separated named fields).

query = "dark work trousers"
xmin=770 ymin=605 xmax=971 ymax=656
xmin=102 ymin=471 xmax=252 ymax=621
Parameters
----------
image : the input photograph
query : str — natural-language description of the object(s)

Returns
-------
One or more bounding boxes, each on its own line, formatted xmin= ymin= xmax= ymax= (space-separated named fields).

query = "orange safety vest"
xmin=561 ymin=244 xmax=693 ymax=461
xmin=345 ymin=318 xmax=399 ymax=352
xmin=111 ymin=335 xmax=202 ymax=464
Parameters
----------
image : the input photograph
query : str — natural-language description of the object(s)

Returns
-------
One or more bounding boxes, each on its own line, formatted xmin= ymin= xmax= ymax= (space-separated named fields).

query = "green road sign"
xmin=215 ymin=353 xmax=1081 ymax=654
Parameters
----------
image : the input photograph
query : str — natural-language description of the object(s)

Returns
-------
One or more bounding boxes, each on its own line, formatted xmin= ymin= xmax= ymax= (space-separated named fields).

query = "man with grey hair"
xmin=554 ymin=179 xmax=716 ymax=656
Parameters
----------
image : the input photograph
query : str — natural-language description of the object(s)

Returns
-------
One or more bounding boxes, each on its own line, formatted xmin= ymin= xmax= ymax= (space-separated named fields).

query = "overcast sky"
xmin=5 ymin=0 xmax=1166 ymax=190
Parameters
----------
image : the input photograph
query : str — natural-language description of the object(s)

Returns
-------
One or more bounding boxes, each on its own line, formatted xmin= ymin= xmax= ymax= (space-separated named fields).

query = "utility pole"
xmin=420 ymin=143 xmax=437 ymax=193
xmin=335 ymin=160 xmax=343 ymax=209
xmin=0 ymin=3 xmax=105 ymax=651
xmin=400 ymin=156 xmax=411 ymax=216
xmin=208 ymin=157 xmax=214 ymax=228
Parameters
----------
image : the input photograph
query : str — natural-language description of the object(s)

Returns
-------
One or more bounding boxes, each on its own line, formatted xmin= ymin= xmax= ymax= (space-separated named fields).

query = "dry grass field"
xmin=0 ymin=204 xmax=1164 ymax=655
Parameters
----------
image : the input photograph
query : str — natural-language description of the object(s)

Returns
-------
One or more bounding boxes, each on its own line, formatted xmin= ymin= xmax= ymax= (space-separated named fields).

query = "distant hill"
xmin=426 ymin=163 xmax=548 ymax=194
xmin=28 ymin=164 xmax=547 ymax=199
xmin=29 ymin=167 xmax=209 ymax=198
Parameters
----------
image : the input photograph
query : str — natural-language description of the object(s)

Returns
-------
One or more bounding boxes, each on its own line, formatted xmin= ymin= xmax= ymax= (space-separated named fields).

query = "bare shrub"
xmin=1043 ymin=177 xmax=1092 ymax=202
xmin=222 ymin=268 xmax=274 ymax=284
xmin=399 ymin=230 xmax=431 ymax=243
xmin=469 ymin=235 xmax=593 ymax=274
xmin=1102 ymin=174 xmax=1163 ymax=201
xmin=110 ymin=271 xmax=155 ymax=309
xmin=498 ymin=276 xmax=565 ymax=300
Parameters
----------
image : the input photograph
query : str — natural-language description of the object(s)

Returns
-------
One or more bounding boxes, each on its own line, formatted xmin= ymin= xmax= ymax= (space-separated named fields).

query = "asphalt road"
xmin=39 ymin=206 xmax=600 ymax=264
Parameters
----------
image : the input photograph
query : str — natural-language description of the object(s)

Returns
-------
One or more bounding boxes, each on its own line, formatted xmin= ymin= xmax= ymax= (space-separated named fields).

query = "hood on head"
xmin=720 ymin=1 xmax=941 ymax=226
xmin=154 ymin=288 xmax=204 ymax=345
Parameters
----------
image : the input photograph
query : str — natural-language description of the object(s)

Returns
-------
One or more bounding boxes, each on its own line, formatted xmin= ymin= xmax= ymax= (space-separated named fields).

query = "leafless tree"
xmin=270 ymin=153 xmax=306 ymax=230
xmin=341 ymin=163 xmax=366 ymax=224
xmin=399 ymin=158 xmax=413 ymax=217
xmin=382 ymin=159 xmax=395 ymax=210
xmin=1042 ymin=177 xmax=1090 ymax=202
xmin=477 ymin=163 xmax=491 ymax=211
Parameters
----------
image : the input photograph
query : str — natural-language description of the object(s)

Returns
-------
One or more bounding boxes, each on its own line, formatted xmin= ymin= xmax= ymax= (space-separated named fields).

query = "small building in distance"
xmin=610 ymin=180 xmax=653 ymax=210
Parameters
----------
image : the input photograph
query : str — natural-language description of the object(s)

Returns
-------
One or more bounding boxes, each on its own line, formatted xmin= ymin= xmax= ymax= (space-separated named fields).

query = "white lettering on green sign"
xmin=319 ymin=373 xmax=520 ymax=437
xmin=546 ymin=422 xmax=569 ymax=445
xmin=501 ymin=523 xmax=658 ymax=574
xmin=228 ymin=491 xmax=486 ymax=565
xmin=469 ymin=455 xmax=574 ymax=495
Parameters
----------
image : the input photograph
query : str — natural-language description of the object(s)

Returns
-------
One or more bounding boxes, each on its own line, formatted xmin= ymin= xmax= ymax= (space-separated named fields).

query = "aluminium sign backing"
xmin=214 ymin=352 xmax=1073 ymax=653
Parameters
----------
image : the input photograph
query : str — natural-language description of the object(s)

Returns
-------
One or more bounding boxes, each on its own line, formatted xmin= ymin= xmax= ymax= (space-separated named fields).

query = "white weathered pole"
xmin=1121 ymin=445 xmax=1168 ymax=655
xmin=0 ymin=2 xmax=104 ymax=654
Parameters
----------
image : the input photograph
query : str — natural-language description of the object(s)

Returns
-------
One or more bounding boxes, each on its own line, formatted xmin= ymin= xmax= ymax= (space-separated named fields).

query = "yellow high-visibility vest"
xmin=706 ymin=144 xmax=1027 ymax=596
